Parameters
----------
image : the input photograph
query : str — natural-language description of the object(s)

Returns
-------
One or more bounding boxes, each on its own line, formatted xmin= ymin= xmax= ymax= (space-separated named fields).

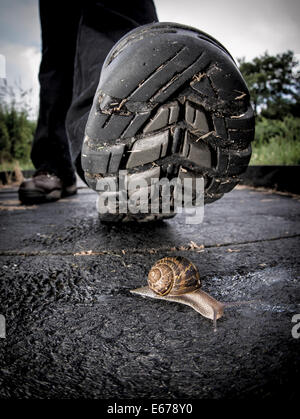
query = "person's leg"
xmin=19 ymin=0 xmax=158 ymax=204
xmin=30 ymin=0 xmax=82 ymax=186
xmin=65 ymin=0 xmax=158 ymax=179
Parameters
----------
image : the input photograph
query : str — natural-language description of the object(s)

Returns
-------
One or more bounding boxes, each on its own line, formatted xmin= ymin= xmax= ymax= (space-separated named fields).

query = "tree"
xmin=238 ymin=51 xmax=300 ymax=119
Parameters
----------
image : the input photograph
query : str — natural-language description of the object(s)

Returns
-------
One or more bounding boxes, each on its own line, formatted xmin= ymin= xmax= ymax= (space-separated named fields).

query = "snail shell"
xmin=148 ymin=256 xmax=201 ymax=296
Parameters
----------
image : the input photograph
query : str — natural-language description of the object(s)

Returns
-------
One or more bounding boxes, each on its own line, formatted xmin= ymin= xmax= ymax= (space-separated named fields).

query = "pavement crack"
xmin=0 ymin=233 xmax=299 ymax=257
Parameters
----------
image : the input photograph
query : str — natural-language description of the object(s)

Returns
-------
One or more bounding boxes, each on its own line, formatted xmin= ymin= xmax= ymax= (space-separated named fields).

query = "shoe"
xmin=18 ymin=171 xmax=77 ymax=204
xmin=82 ymin=22 xmax=255 ymax=222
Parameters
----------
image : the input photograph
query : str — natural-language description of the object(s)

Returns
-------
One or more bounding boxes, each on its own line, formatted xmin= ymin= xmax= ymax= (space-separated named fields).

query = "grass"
xmin=250 ymin=136 xmax=300 ymax=165
xmin=250 ymin=116 xmax=300 ymax=165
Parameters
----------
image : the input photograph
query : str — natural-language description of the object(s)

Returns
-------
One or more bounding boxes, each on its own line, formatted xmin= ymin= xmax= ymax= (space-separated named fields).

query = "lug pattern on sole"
xmin=82 ymin=23 xmax=255 ymax=222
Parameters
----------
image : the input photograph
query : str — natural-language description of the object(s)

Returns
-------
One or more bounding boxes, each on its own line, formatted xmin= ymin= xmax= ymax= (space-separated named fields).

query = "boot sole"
xmin=82 ymin=22 xmax=255 ymax=222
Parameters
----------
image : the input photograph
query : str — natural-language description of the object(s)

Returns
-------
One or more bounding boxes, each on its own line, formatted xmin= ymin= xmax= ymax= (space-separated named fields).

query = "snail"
xmin=130 ymin=256 xmax=256 ymax=330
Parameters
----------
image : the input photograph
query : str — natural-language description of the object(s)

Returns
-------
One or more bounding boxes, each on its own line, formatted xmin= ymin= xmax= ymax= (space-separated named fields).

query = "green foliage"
xmin=250 ymin=135 xmax=300 ymax=165
xmin=0 ymin=81 xmax=36 ymax=167
xmin=0 ymin=103 xmax=36 ymax=164
xmin=255 ymin=116 xmax=300 ymax=145
xmin=239 ymin=51 xmax=300 ymax=165
xmin=250 ymin=116 xmax=300 ymax=165
xmin=0 ymin=119 xmax=10 ymax=159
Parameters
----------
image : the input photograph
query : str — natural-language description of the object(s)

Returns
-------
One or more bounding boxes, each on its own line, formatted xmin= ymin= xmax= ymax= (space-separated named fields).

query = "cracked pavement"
xmin=0 ymin=183 xmax=300 ymax=398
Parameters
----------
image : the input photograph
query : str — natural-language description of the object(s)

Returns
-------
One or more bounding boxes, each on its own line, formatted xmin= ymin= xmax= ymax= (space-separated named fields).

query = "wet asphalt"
xmin=0 ymin=183 xmax=299 ymax=399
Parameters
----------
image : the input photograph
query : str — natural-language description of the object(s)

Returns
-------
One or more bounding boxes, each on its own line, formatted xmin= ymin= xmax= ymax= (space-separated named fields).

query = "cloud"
xmin=0 ymin=0 xmax=40 ymax=47
xmin=0 ymin=41 xmax=41 ymax=117
xmin=155 ymin=0 xmax=300 ymax=60
xmin=0 ymin=0 xmax=40 ymax=117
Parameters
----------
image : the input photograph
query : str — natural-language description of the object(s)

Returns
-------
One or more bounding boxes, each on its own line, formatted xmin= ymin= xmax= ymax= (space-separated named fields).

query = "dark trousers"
xmin=31 ymin=0 xmax=158 ymax=185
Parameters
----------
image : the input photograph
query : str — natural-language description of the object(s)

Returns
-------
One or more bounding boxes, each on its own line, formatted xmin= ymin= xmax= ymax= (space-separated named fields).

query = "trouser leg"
xmin=65 ymin=0 xmax=158 ymax=179
xmin=31 ymin=1 xmax=81 ymax=185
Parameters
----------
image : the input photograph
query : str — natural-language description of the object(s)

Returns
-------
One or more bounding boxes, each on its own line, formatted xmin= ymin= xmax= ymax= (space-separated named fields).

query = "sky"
xmin=0 ymin=0 xmax=299 ymax=118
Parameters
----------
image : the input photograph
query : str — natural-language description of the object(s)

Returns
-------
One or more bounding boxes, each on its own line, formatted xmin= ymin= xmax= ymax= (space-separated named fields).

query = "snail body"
xmin=131 ymin=256 xmax=225 ymax=329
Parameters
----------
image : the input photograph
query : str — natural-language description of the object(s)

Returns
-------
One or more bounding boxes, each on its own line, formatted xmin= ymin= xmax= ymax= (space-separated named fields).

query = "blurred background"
xmin=0 ymin=0 xmax=299 ymax=176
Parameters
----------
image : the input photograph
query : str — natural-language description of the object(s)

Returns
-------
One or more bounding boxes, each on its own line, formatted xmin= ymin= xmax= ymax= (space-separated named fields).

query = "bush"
xmin=255 ymin=116 xmax=300 ymax=145
xmin=0 ymin=103 xmax=36 ymax=167
xmin=0 ymin=80 xmax=36 ymax=170
xmin=250 ymin=116 xmax=300 ymax=165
